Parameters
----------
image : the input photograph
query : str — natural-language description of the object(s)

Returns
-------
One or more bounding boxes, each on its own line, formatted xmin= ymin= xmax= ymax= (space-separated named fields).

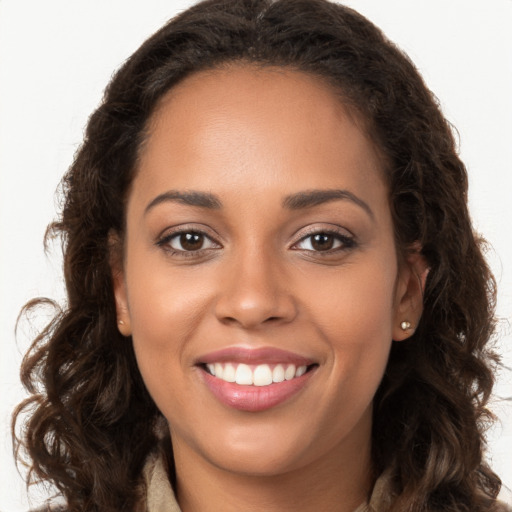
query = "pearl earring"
xmin=400 ymin=321 xmax=412 ymax=331
xmin=118 ymin=320 xmax=125 ymax=325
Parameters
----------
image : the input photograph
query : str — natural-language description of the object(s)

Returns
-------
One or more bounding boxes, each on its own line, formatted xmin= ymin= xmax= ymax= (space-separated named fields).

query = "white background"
xmin=1 ymin=1 xmax=511 ymax=510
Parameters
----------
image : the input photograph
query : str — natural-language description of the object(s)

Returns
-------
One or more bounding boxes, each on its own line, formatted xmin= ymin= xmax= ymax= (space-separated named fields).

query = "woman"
xmin=11 ymin=0 xmax=510 ymax=511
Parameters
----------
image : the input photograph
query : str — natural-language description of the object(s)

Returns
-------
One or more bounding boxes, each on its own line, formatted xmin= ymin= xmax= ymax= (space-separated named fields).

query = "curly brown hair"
xmin=13 ymin=0 xmax=502 ymax=510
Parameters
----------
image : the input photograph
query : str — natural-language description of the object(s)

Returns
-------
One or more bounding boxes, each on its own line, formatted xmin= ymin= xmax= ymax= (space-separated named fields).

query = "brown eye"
xmin=293 ymin=230 xmax=355 ymax=253
xmin=180 ymin=233 xmax=204 ymax=251
xmin=167 ymin=231 xmax=216 ymax=252
xmin=310 ymin=233 xmax=335 ymax=251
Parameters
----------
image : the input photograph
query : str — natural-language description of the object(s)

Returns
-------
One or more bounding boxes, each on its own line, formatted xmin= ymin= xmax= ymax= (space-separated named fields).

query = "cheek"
xmin=123 ymin=251 xmax=215 ymax=388
xmin=127 ymin=278 xmax=210 ymax=423
xmin=126 ymin=244 xmax=211 ymax=332
xmin=304 ymin=258 xmax=397 ymax=344
xmin=303 ymin=258 xmax=397 ymax=405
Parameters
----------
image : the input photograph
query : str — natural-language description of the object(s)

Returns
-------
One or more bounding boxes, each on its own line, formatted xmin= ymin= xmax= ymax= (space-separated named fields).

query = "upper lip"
xmin=196 ymin=346 xmax=316 ymax=366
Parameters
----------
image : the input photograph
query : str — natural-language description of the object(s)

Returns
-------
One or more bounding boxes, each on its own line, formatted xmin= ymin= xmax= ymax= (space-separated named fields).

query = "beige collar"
xmin=143 ymin=451 xmax=389 ymax=512
xmin=143 ymin=451 xmax=181 ymax=512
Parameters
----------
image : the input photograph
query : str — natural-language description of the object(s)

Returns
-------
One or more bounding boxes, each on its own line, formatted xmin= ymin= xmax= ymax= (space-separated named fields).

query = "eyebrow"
xmin=145 ymin=190 xmax=222 ymax=214
xmin=283 ymin=189 xmax=374 ymax=219
xmin=144 ymin=188 xmax=374 ymax=219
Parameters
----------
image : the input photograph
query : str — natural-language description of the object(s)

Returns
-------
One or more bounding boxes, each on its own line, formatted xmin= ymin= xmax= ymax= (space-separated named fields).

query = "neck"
xmin=171 ymin=421 xmax=373 ymax=512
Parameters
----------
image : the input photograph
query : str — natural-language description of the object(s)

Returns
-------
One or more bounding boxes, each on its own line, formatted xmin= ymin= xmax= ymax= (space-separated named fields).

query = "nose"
xmin=214 ymin=248 xmax=298 ymax=330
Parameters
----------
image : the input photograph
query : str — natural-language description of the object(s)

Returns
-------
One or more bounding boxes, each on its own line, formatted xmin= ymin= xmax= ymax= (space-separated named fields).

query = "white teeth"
xmin=253 ymin=364 xmax=273 ymax=386
xmin=284 ymin=364 xmax=296 ymax=380
xmin=272 ymin=364 xmax=285 ymax=383
xmin=223 ymin=363 xmax=236 ymax=382
xmin=206 ymin=362 xmax=310 ymax=386
xmin=214 ymin=363 xmax=224 ymax=380
xmin=235 ymin=363 xmax=253 ymax=385
xmin=296 ymin=365 xmax=307 ymax=377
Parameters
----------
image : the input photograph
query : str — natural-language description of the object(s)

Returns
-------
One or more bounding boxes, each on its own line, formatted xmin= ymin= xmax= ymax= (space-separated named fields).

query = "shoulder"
xmin=29 ymin=504 xmax=67 ymax=512
xmin=497 ymin=482 xmax=512 ymax=511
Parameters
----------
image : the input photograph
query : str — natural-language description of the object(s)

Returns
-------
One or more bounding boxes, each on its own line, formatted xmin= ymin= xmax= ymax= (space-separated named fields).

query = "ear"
xmin=109 ymin=231 xmax=132 ymax=337
xmin=392 ymin=244 xmax=429 ymax=341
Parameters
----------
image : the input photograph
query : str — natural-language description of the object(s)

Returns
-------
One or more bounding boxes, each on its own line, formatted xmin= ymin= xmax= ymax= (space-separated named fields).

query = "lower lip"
xmin=200 ymin=367 xmax=316 ymax=412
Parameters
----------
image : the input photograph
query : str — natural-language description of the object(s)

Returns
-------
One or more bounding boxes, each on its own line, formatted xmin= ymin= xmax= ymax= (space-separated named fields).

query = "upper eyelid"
xmin=157 ymin=224 xmax=222 ymax=244
xmin=290 ymin=225 xmax=354 ymax=244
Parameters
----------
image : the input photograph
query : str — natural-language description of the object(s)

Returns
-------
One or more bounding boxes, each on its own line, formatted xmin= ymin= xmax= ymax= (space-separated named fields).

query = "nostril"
xmin=214 ymin=290 xmax=298 ymax=329
xmin=221 ymin=316 xmax=238 ymax=325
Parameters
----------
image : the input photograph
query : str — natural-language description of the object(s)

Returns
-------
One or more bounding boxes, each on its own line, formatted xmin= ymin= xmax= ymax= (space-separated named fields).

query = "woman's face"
xmin=114 ymin=66 xmax=422 ymax=477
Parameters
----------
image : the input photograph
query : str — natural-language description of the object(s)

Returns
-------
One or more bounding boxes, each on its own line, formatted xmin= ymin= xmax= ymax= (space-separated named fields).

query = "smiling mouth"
xmin=196 ymin=347 xmax=318 ymax=411
xmin=200 ymin=362 xmax=318 ymax=412
xmin=203 ymin=362 xmax=316 ymax=386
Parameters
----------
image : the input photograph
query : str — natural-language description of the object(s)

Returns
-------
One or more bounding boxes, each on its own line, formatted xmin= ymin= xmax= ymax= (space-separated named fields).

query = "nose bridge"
xmin=214 ymin=241 xmax=296 ymax=328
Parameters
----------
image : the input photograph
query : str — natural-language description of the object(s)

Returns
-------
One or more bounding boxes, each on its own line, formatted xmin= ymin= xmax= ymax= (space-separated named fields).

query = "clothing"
xmin=32 ymin=450 xmax=512 ymax=511
xmin=142 ymin=450 xmax=512 ymax=512
xmin=142 ymin=450 xmax=386 ymax=512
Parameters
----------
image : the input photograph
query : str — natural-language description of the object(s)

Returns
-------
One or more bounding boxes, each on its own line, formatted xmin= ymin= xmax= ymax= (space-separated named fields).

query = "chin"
xmin=204 ymin=440 xmax=312 ymax=477
xmin=186 ymin=415 xmax=349 ymax=478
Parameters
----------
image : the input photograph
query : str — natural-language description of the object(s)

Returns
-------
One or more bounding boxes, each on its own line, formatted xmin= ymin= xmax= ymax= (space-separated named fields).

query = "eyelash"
xmin=156 ymin=228 xmax=220 ymax=257
xmin=291 ymin=228 xmax=356 ymax=255
xmin=156 ymin=227 xmax=356 ymax=257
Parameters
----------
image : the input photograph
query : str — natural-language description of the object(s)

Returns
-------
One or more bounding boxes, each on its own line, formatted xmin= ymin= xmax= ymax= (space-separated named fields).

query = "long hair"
xmin=13 ymin=0 xmax=501 ymax=510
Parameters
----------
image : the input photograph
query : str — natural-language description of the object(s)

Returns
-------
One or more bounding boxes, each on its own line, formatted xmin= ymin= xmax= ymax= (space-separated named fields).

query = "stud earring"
xmin=118 ymin=320 xmax=125 ymax=326
xmin=400 ymin=321 xmax=412 ymax=331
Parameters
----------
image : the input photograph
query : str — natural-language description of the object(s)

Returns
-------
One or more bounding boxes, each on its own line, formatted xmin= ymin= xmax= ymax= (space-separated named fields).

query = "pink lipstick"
xmin=197 ymin=347 xmax=317 ymax=412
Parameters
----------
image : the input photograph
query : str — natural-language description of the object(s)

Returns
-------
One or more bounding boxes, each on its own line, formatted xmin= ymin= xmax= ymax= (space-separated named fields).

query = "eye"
xmin=293 ymin=231 xmax=355 ymax=252
xmin=158 ymin=230 xmax=220 ymax=253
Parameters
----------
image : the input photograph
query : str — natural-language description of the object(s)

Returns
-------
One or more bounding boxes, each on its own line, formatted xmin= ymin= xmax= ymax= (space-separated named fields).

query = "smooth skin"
xmin=113 ymin=66 xmax=427 ymax=512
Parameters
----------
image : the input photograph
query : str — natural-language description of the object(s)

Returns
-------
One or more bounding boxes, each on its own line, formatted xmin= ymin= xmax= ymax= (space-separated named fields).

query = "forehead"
xmin=134 ymin=65 xmax=385 ymax=206
xmin=152 ymin=65 xmax=354 ymax=129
